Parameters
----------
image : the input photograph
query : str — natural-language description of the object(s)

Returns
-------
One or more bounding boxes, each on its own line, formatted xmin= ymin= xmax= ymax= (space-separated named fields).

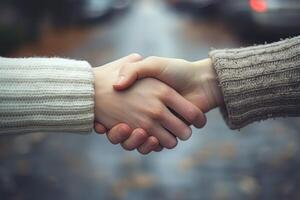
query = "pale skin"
xmin=95 ymin=55 xmax=224 ymax=154
xmin=93 ymin=54 xmax=206 ymax=152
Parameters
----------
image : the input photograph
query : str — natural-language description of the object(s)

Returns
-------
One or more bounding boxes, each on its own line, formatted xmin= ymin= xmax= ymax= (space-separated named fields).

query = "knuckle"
xmin=108 ymin=126 xmax=130 ymax=144
xmin=150 ymin=106 xmax=165 ymax=120
xmin=134 ymin=128 xmax=148 ymax=139
xmin=148 ymin=136 xmax=159 ymax=146
xmin=117 ymin=130 xmax=129 ymax=140
xmin=159 ymin=87 xmax=172 ymax=101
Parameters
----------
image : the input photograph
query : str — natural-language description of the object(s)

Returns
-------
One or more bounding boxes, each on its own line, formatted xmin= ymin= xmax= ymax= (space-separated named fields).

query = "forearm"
xmin=0 ymin=57 xmax=94 ymax=135
xmin=209 ymin=35 xmax=300 ymax=129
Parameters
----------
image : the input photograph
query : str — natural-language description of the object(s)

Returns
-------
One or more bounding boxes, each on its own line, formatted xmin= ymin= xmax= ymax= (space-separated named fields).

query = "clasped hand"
xmin=93 ymin=54 xmax=223 ymax=154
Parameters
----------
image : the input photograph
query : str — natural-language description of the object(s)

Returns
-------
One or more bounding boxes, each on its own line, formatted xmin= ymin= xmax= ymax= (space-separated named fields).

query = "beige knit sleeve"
xmin=0 ymin=57 xmax=95 ymax=135
xmin=209 ymin=36 xmax=300 ymax=129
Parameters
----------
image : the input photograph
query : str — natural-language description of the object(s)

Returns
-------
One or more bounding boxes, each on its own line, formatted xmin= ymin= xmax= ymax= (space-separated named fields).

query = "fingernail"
xmin=182 ymin=127 xmax=192 ymax=141
xmin=115 ymin=76 xmax=126 ymax=85
xmin=186 ymin=127 xmax=192 ymax=135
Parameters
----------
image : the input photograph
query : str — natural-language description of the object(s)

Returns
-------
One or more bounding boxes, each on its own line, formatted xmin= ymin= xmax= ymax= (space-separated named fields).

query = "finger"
xmin=106 ymin=123 xmax=132 ymax=144
xmin=148 ymin=125 xmax=178 ymax=149
xmin=160 ymin=107 xmax=192 ymax=141
xmin=94 ymin=122 xmax=107 ymax=134
xmin=138 ymin=136 xmax=160 ymax=155
xmin=163 ymin=88 xmax=207 ymax=128
xmin=114 ymin=57 xmax=166 ymax=90
xmin=121 ymin=128 xmax=148 ymax=151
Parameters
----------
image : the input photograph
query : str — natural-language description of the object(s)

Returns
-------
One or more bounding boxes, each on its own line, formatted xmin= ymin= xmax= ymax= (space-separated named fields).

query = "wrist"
xmin=193 ymin=58 xmax=224 ymax=109
xmin=92 ymin=67 xmax=110 ymax=120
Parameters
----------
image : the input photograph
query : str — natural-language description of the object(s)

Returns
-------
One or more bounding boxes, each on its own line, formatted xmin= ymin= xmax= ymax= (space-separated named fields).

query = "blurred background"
xmin=1 ymin=0 xmax=300 ymax=199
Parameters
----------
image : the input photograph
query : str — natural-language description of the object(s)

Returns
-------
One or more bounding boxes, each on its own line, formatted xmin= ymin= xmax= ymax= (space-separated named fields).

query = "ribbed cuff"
xmin=0 ymin=57 xmax=95 ymax=135
xmin=209 ymin=36 xmax=300 ymax=129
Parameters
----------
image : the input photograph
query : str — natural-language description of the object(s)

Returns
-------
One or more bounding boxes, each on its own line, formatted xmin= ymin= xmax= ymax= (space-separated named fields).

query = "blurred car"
xmin=221 ymin=0 xmax=300 ymax=36
xmin=249 ymin=0 xmax=300 ymax=30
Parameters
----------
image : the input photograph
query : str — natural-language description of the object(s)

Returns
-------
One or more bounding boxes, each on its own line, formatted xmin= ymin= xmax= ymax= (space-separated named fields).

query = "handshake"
xmin=1 ymin=36 xmax=298 ymax=152
xmin=92 ymin=54 xmax=224 ymax=155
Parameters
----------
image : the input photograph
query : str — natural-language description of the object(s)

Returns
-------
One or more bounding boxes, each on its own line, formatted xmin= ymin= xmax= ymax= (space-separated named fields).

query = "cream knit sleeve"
xmin=209 ymin=36 xmax=300 ymax=129
xmin=0 ymin=57 xmax=95 ymax=135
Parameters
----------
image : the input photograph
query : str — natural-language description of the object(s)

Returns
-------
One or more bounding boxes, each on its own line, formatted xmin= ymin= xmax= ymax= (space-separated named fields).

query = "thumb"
xmin=113 ymin=57 xmax=166 ymax=90
xmin=113 ymin=64 xmax=139 ymax=90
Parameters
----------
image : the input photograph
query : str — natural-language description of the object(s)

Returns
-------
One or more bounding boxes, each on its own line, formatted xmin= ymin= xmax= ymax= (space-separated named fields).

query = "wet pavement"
xmin=1 ymin=1 xmax=300 ymax=199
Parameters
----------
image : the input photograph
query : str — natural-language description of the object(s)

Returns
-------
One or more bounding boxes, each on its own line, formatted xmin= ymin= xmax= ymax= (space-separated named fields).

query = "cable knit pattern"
xmin=0 ymin=57 xmax=94 ymax=135
xmin=209 ymin=36 xmax=300 ymax=129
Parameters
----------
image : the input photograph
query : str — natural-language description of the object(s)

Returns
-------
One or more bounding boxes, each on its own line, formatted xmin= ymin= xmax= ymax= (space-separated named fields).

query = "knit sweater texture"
xmin=0 ymin=57 xmax=94 ymax=135
xmin=210 ymin=35 xmax=300 ymax=129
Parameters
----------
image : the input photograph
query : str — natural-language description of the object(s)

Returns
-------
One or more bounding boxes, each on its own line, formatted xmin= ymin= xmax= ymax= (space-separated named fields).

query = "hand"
xmin=93 ymin=55 xmax=206 ymax=150
xmin=95 ymin=56 xmax=221 ymax=154
xmin=94 ymin=55 xmax=162 ymax=154
xmin=114 ymin=57 xmax=224 ymax=112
